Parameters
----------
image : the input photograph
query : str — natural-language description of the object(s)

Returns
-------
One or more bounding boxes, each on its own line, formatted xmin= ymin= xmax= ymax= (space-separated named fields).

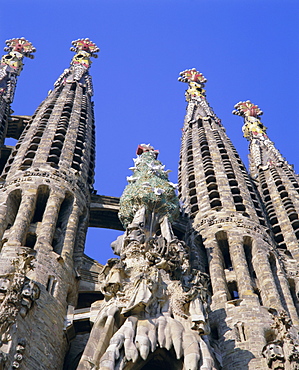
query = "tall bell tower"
xmin=178 ymin=69 xmax=299 ymax=369
xmin=0 ymin=38 xmax=98 ymax=369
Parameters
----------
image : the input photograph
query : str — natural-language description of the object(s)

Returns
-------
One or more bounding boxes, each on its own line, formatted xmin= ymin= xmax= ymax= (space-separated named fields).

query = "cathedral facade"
xmin=0 ymin=38 xmax=298 ymax=370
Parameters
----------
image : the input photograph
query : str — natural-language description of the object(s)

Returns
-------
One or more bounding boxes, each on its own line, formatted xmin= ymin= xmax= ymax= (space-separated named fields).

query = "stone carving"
xmin=0 ymin=168 xmax=89 ymax=197
xmin=11 ymin=339 xmax=26 ymax=369
xmin=118 ymin=144 xmax=179 ymax=229
xmin=197 ymin=213 xmax=265 ymax=235
xmin=19 ymin=279 xmax=40 ymax=318
xmin=78 ymin=146 xmax=216 ymax=370
xmin=0 ymin=248 xmax=39 ymax=350
xmin=90 ymin=234 xmax=214 ymax=369
xmin=263 ymin=341 xmax=285 ymax=369
xmin=266 ymin=310 xmax=299 ymax=369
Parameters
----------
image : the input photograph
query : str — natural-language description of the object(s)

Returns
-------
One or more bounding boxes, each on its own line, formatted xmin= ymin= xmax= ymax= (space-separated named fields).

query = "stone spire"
xmin=178 ymin=69 xmax=299 ymax=369
xmin=178 ymin=68 xmax=220 ymax=126
xmin=0 ymin=38 xmax=35 ymax=146
xmin=234 ymin=100 xmax=299 ymax=262
xmin=233 ymin=100 xmax=285 ymax=174
xmin=178 ymin=68 xmax=265 ymax=224
xmin=78 ymin=145 xmax=216 ymax=370
xmin=0 ymin=39 xmax=99 ymax=369
xmin=1 ymin=38 xmax=98 ymax=191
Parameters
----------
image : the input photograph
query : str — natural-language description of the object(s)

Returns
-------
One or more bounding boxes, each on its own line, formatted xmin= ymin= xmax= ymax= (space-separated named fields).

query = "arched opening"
xmin=76 ymin=292 xmax=104 ymax=309
xmin=227 ymin=281 xmax=239 ymax=300
xmin=129 ymin=348 xmax=183 ymax=370
xmin=32 ymin=185 xmax=50 ymax=223
xmin=216 ymin=231 xmax=233 ymax=270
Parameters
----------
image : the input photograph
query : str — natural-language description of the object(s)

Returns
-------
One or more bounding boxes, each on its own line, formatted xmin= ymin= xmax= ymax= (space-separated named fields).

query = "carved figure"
xmin=263 ymin=341 xmax=285 ymax=369
xmin=266 ymin=310 xmax=299 ymax=369
xmin=20 ymin=279 xmax=40 ymax=318
xmin=0 ymin=279 xmax=11 ymax=303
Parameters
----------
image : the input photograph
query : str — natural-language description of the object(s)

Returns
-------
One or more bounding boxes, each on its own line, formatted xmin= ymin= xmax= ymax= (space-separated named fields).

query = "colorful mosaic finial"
xmin=0 ymin=38 xmax=35 ymax=101
xmin=71 ymin=38 xmax=99 ymax=56
xmin=178 ymin=68 xmax=206 ymax=101
xmin=178 ymin=68 xmax=221 ymax=124
xmin=53 ymin=39 xmax=99 ymax=94
xmin=233 ymin=100 xmax=267 ymax=140
xmin=1 ymin=38 xmax=35 ymax=77
xmin=4 ymin=38 xmax=36 ymax=59
xmin=178 ymin=68 xmax=207 ymax=85
xmin=232 ymin=100 xmax=263 ymax=118
xmin=69 ymin=38 xmax=99 ymax=70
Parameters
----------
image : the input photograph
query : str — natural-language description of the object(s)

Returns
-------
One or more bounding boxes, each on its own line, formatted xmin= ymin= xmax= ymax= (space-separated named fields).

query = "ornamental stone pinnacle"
xmin=0 ymin=38 xmax=35 ymax=146
xmin=4 ymin=38 xmax=36 ymax=56
xmin=0 ymin=37 xmax=35 ymax=95
xmin=178 ymin=68 xmax=207 ymax=100
xmin=53 ymin=39 xmax=99 ymax=95
xmin=70 ymin=38 xmax=99 ymax=69
xmin=233 ymin=100 xmax=267 ymax=140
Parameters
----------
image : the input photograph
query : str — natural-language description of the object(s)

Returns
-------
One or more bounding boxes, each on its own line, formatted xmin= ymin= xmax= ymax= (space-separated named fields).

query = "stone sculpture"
xmin=78 ymin=145 xmax=216 ymax=370
xmin=0 ymin=247 xmax=39 ymax=366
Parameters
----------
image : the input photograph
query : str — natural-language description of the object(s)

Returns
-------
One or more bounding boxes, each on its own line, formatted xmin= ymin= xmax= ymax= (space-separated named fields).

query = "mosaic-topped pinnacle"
xmin=70 ymin=38 xmax=99 ymax=58
xmin=178 ymin=68 xmax=207 ymax=101
xmin=233 ymin=100 xmax=263 ymax=118
xmin=4 ymin=38 xmax=36 ymax=59
xmin=178 ymin=68 xmax=207 ymax=85
xmin=233 ymin=100 xmax=267 ymax=140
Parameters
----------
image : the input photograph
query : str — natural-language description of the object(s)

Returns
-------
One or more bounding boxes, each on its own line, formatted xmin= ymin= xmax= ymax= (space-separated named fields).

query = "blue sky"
xmin=1 ymin=0 xmax=299 ymax=264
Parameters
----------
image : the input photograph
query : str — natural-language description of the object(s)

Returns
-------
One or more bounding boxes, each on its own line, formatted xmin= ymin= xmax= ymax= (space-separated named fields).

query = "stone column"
xmin=0 ymin=198 xmax=8 ymax=242
xmin=228 ymin=234 xmax=253 ymax=298
xmin=36 ymin=191 xmax=64 ymax=250
xmin=7 ymin=189 xmax=37 ymax=246
xmin=61 ymin=204 xmax=81 ymax=259
xmin=205 ymin=237 xmax=228 ymax=303
xmin=251 ymin=238 xmax=283 ymax=311
xmin=275 ymin=261 xmax=299 ymax=326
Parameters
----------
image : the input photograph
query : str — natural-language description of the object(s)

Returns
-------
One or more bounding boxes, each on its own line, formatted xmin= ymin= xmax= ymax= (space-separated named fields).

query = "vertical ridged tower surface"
xmin=233 ymin=101 xmax=299 ymax=263
xmin=178 ymin=69 xmax=299 ymax=369
xmin=0 ymin=38 xmax=98 ymax=369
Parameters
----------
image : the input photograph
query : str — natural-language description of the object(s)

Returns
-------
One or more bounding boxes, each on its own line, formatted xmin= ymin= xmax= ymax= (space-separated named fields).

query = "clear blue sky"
xmin=1 ymin=0 xmax=299 ymax=264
